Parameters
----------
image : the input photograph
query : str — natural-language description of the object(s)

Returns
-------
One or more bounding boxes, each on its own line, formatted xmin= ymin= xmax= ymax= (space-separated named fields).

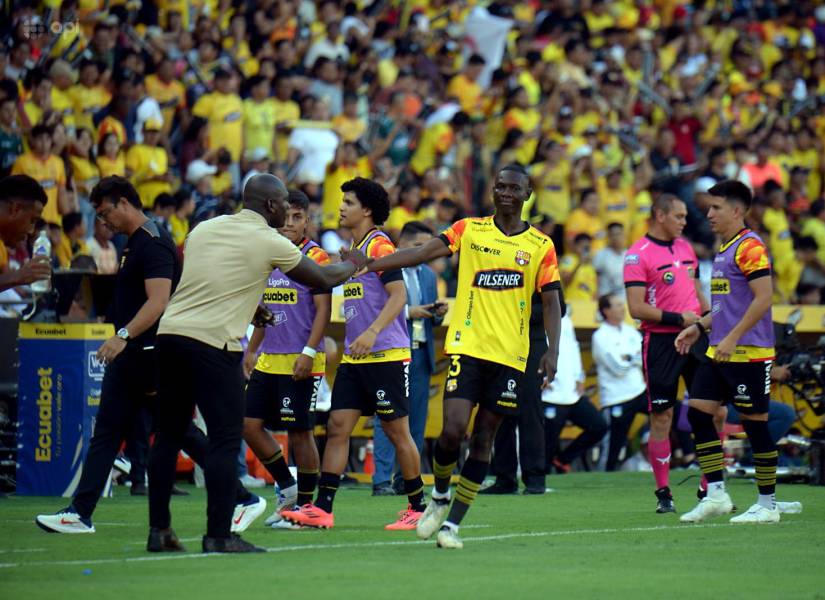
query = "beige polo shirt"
xmin=158 ymin=209 xmax=302 ymax=351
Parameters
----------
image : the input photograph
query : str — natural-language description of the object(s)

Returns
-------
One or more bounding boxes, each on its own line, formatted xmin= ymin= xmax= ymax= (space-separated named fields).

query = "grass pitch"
xmin=1 ymin=472 xmax=822 ymax=599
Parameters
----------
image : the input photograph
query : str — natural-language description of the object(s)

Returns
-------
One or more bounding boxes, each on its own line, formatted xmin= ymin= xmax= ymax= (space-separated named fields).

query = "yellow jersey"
xmin=11 ymin=152 xmax=65 ymax=225
xmin=272 ymin=98 xmax=300 ymax=161
xmin=242 ymin=98 xmax=277 ymax=159
xmin=321 ymin=160 xmax=372 ymax=230
xmin=597 ymin=179 xmax=635 ymax=230
xmin=385 ymin=206 xmax=419 ymax=235
xmin=331 ymin=115 xmax=367 ymax=143
xmin=410 ymin=122 xmax=454 ymax=176
xmin=565 ymin=208 xmax=607 ymax=252
xmin=529 ymin=160 xmax=572 ymax=224
xmin=69 ymin=84 xmax=111 ymax=135
xmin=145 ymin=75 xmax=186 ymax=136
xmin=169 ymin=214 xmax=189 ymax=247
xmin=503 ymin=107 xmax=540 ymax=166
xmin=212 ymin=171 xmax=233 ymax=197
xmin=51 ymin=87 xmax=75 ymax=130
xmin=559 ymin=254 xmax=598 ymax=301
xmin=68 ymin=155 xmax=100 ymax=195
xmin=446 ymin=73 xmax=482 ymax=117
xmin=125 ymin=144 xmax=171 ymax=209
xmin=192 ymin=92 xmax=244 ymax=161
xmin=97 ymin=154 xmax=126 ymax=178
xmin=440 ymin=216 xmax=561 ymax=371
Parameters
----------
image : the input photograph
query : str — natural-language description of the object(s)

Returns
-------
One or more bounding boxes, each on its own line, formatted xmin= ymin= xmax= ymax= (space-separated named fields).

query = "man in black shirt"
xmin=35 ymin=177 xmax=262 ymax=549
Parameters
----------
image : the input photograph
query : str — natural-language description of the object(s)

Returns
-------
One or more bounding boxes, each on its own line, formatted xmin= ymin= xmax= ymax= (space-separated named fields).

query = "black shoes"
xmin=655 ymin=486 xmax=677 ymax=513
xmin=523 ymin=485 xmax=546 ymax=495
xmin=147 ymin=527 xmax=186 ymax=552
xmin=479 ymin=481 xmax=518 ymax=495
xmin=171 ymin=485 xmax=190 ymax=496
xmin=131 ymin=482 xmax=147 ymax=496
xmin=202 ymin=534 xmax=266 ymax=553
xmin=372 ymin=483 xmax=396 ymax=497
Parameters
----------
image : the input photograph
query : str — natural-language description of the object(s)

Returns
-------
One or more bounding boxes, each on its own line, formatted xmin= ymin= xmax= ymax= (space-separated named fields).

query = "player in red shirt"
xmin=624 ymin=194 xmax=710 ymax=513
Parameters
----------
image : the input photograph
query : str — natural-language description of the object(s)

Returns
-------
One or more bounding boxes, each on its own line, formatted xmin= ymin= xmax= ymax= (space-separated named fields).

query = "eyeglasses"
xmin=95 ymin=206 xmax=114 ymax=221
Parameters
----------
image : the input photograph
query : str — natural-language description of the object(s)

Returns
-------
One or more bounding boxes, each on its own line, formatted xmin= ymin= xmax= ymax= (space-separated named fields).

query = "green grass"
xmin=1 ymin=472 xmax=823 ymax=599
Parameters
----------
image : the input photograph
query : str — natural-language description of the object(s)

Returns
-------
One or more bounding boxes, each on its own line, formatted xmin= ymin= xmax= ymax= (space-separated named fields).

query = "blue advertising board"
xmin=16 ymin=322 xmax=113 ymax=496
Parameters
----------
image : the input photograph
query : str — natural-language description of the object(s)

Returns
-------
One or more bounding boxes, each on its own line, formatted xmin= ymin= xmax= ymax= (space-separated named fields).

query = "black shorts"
xmin=443 ymin=354 xmax=523 ymax=416
xmin=245 ymin=370 xmax=321 ymax=430
xmin=690 ymin=360 xmax=772 ymax=415
xmin=642 ymin=331 xmax=708 ymax=412
xmin=330 ymin=360 xmax=409 ymax=421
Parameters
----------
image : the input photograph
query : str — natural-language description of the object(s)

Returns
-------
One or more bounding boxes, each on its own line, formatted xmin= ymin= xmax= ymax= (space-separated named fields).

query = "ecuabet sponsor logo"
xmin=343 ymin=282 xmax=364 ymax=299
xmin=710 ymin=278 xmax=730 ymax=294
xmin=263 ymin=287 xmax=298 ymax=304
xmin=36 ymin=367 xmax=53 ymax=462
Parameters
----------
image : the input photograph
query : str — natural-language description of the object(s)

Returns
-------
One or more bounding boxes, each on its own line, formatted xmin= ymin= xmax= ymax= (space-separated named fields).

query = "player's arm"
xmin=243 ymin=327 xmax=265 ymax=378
xmin=694 ymin=277 xmax=710 ymax=314
xmin=97 ymin=277 xmax=172 ymax=364
xmin=625 ymin=285 xmax=698 ymax=327
xmin=293 ymin=292 xmax=332 ymax=380
xmin=349 ymin=279 xmax=407 ymax=359
xmin=539 ymin=287 xmax=562 ymax=389
xmin=285 ymin=254 xmax=360 ymax=290
xmin=361 ymin=236 xmax=452 ymax=274
xmin=0 ymin=256 xmax=51 ymax=292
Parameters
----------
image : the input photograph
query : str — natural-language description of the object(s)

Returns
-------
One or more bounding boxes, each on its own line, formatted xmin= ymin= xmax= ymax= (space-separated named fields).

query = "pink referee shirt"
xmin=623 ymin=235 xmax=701 ymax=333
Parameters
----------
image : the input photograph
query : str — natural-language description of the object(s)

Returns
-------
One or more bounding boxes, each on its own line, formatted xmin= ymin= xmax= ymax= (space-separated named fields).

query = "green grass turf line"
xmin=1 ymin=472 xmax=822 ymax=599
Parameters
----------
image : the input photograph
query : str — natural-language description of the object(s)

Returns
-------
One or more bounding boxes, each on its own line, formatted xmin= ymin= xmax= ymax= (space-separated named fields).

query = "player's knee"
xmin=439 ymin=425 xmax=463 ymax=450
xmin=242 ymin=418 xmax=263 ymax=440
xmin=468 ymin=429 xmax=495 ymax=456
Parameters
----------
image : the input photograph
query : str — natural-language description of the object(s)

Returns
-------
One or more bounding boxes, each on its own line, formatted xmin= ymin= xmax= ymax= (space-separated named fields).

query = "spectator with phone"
xmin=372 ymin=221 xmax=447 ymax=496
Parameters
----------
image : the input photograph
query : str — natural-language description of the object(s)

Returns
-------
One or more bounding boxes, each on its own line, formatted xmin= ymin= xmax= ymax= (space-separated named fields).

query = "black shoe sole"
xmin=656 ymin=507 xmax=677 ymax=514
xmin=35 ymin=519 xmax=58 ymax=533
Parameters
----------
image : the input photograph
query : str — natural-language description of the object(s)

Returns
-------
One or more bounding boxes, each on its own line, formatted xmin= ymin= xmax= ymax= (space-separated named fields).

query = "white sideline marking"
xmin=0 ymin=549 xmax=46 ymax=555
xmin=0 ymin=521 xmax=807 ymax=569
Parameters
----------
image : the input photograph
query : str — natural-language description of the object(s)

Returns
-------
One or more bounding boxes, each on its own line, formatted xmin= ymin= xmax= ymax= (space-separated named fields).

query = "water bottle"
xmin=30 ymin=229 xmax=51 ymax=293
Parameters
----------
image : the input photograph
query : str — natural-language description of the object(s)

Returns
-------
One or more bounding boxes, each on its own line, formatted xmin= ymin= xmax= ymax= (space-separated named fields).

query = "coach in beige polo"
xmin=148 ymin=174 xmax=366 ymax=554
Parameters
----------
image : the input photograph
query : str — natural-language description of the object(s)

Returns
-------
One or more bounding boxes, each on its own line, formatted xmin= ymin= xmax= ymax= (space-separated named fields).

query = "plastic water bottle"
xmin=30 ymin=229 xmax=51 ymax=293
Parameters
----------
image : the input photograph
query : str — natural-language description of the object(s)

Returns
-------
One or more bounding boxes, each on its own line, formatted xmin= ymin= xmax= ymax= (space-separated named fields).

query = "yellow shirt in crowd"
xmin=192 ymin=91 xmax=244 ymax=162
xmin=11 ymin=152 xmax=66 ymax=225
xmin=126 ymin=144 xmax=171 ymax=209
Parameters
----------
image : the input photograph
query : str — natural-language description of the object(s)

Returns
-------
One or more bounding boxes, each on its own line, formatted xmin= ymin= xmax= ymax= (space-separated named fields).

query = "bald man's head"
xmin=243 ymin=173 xmax=289 ymax=228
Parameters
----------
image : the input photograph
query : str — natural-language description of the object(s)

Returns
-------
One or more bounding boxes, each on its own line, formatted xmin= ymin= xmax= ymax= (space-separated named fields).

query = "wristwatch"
xmin=116 ymin=327 xmax=131 ymax=341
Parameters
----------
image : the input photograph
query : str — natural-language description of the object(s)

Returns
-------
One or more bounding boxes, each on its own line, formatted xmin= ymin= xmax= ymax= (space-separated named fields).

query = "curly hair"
xmin=341 ymin=177 xmax=390 ymax=225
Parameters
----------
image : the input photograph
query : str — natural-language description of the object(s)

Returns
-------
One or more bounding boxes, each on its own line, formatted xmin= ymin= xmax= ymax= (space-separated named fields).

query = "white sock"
xmin=441 ymin=520 xmax=459 ymax=533
xmin=278 ymin=483 xmax=297 ymax=503
xmin=757 ymin=493 xmax=776 ymax=510
xmin=707 ymin=481 xmax=726 ymax=498
xmin=431 ymin=488 xmax=450 ymax=501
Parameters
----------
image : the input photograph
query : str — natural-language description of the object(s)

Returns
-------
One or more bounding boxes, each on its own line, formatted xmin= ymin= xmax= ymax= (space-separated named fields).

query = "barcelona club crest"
xmin=515 ymin=250 xmax=531 ymax=266
xmin=663 ymin=271 xmax=675 ymax=285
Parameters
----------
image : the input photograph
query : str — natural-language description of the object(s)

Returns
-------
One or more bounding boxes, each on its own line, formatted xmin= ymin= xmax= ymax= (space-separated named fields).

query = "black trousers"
xmin=603 ymin=393 xmax=648 ymax=471
xmin=72 ymin=345 xmax=248 ymax=520
xmin=490 ymin=336 xmax=547 ymax=488
xmin=149 ymin=335 xmax=245 ymax=539
xmin=544 ymin=396 xmax=608 ymax=470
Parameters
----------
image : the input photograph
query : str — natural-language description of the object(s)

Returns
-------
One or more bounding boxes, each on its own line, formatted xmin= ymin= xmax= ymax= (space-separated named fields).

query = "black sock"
xmin=297 ymin=468 xmax=319 ymax=506
xmin=742 ymin=420 xmax=778 ymax=496
xmin=235 ymin=480 xmax=252 ymax=504
xmin=688 ymin=407 xmax=725 ymax=484
xmin=432 ymin=441 xmax=459 ymax=495
xmin=261 ymin=448 xmax=296 ymax=489
xmin=445 ymin=457 xmax=488 ymax=526
xmin=314 ymin=472 xmax=340 ymax=513
xmin=404 ymin=476 xmax=425 ymax=512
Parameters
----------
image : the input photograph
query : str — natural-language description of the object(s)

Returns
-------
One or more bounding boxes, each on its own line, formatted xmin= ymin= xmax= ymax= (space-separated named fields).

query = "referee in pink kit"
xmin=623 ymin=194 xmax=709 ymax=513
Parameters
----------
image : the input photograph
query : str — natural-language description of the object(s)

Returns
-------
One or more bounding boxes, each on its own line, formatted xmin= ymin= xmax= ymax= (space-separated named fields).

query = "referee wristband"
xmin=695 ymin=321 xmax=706 ymax=335
xmin=661 ymin=311 xmax=683 ymax=327
xmin=301 ymin=346 xmax=317 ymax=358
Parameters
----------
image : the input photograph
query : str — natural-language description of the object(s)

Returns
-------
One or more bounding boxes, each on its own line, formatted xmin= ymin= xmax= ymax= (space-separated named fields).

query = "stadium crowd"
xmin=1 ymin=0 xmax=825 ymax=305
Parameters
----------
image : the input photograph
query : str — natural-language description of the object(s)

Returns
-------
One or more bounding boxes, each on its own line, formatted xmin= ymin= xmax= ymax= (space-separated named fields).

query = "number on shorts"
xmin=448 ymin=355 xmax=461 ymax=377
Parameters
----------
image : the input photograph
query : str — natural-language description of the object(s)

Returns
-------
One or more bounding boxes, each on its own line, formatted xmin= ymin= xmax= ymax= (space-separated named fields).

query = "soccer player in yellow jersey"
xmin=354 ymin=165 xmax=563 ymax=549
